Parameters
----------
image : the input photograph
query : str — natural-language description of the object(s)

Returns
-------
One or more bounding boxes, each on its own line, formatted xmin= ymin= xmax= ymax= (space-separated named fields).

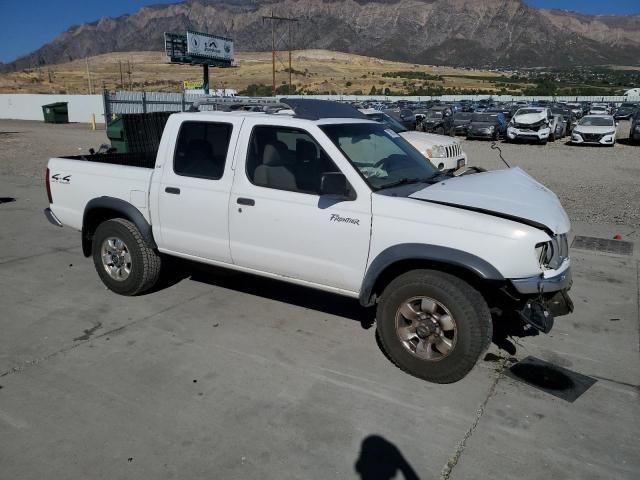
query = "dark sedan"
xmin=466 ymin=112 xmax=507 ymax=140
xmin=614 ymin=103 xmax=639 ymax=120
xmin=630 ymin=111 xmax=640 ymax=143
xmin=452 ymin=112 xmax=473 ymax=135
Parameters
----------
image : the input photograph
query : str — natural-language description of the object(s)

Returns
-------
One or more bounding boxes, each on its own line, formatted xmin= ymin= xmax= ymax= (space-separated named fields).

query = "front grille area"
xmin=514 ymin=122 xmax=542 ymax=131
xmin=445 ymin=144 xmax=462 ymax=158
xmin=581 ymin=133 xmax=604 ymax=142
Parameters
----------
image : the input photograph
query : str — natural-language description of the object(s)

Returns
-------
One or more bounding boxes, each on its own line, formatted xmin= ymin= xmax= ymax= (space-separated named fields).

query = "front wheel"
xmin=92 ymin=218 xmax=162 ymax=296
xmin=376 ymin=270 xmax=492 ymax=383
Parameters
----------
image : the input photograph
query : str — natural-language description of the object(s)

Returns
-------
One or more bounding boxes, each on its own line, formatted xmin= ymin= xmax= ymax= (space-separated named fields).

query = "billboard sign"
xmin=187 ymin=31 xmax=234 ymax=62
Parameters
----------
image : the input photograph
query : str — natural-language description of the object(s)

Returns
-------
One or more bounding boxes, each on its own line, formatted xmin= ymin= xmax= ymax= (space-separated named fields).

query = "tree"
xmin=369 ymin=85 xmax=378 ymax=95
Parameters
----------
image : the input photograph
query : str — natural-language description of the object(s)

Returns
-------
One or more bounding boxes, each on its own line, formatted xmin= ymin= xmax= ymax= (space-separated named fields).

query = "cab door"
xmin=228 ymin=120 xmax=371 ymax=293
xmin=155 ymin=117 xmax=242 ymax=263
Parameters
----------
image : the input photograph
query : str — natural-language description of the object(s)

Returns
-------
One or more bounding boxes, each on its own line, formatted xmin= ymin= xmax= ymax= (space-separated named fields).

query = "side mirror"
xmin=320 ymin=172 xmax=353 ymax=199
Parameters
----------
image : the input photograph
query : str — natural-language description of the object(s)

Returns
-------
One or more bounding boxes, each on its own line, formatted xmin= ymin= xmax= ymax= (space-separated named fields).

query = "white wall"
xmin=0 ymin=94 xmax=104 ymax=123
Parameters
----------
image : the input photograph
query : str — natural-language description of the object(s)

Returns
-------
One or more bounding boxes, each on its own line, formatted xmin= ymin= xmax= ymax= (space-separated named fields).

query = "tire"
xmin=376 ymin=270 xmax=492 ymax=384
xmin=435 ymin=127 xmax=445 ymax=135
xmin=539 ymin=138 xmax=548 ymax=145
xmin=92 ymin=218 xmax=162 ymax=296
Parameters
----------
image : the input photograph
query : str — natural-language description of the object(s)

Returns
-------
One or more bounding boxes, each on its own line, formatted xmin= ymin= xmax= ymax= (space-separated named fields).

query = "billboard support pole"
xmin=203 ymin=64 xmax=210 ymax=95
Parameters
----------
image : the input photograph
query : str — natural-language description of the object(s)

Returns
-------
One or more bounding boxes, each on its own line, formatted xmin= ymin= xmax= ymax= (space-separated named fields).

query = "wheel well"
xmin=367 ymin=259 xmax=495 ymax=306
xmin=82 ymin=208 xmax=129 ymax=257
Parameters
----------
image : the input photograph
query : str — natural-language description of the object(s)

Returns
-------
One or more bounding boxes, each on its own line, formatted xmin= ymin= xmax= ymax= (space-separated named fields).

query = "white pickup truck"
xmin=45 ymin=99 xmax=573 ymax=383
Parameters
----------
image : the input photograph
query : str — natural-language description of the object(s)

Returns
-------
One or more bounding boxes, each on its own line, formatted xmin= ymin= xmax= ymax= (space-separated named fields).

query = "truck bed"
xmin=61 ymin=151 xmax=156 ymax=169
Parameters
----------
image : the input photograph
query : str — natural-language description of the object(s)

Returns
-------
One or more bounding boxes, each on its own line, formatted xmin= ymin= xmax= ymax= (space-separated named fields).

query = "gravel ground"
xmin=1 ymin=118 xmax=639 ymax=227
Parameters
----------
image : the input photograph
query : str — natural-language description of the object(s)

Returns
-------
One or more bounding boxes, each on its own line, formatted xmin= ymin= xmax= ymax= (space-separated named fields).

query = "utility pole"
xmin=119 ymin=61 xmax=124 ymax=88
xmin=288 ymin=21 xmax=292 ymax=94
xmin=262 ymin=11 xmax=298 ymax=96
xmin=85 ymin=57 xmax=93 ymax=94
xmin=127 ymin=60 xmax=132 ymax=90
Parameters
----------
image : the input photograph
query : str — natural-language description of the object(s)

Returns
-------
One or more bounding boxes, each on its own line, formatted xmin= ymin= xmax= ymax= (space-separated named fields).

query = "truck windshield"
xmin=320 ymin=123 xmax=438 ymax=190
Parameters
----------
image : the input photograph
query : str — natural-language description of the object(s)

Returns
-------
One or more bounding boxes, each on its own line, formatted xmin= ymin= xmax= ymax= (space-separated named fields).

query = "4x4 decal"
xmin=51 ymin=174 xmax=71 ymax=184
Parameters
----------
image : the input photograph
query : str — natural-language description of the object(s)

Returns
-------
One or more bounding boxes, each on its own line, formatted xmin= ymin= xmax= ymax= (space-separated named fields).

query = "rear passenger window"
xmin=246 ymin=125 xmax=340 ymax=194
xmin=174 ymin=122 xmax=232 ymax=179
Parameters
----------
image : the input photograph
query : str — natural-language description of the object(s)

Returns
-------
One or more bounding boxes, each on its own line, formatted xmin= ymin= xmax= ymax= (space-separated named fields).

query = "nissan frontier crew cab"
xmin=44 ymin=99 xmax=573 ymax=384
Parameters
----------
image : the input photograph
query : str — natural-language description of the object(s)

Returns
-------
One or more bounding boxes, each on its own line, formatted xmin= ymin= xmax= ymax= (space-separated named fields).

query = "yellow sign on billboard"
xmin=183 ymin=80 xmax=204 ymax=90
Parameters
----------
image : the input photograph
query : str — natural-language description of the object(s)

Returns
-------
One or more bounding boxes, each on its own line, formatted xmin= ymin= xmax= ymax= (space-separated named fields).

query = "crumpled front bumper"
xmin=510 ymin=266 xmax=572 ymax=295
xmin=510 ymin=265 xmax=574 ymax=333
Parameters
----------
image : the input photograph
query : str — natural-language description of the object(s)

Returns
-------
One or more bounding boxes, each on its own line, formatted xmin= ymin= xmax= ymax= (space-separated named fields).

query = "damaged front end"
xmin=516 ymin=289 xmax=574 ymax=334
xmin=486 ymin=264 xmax=574 ymax=353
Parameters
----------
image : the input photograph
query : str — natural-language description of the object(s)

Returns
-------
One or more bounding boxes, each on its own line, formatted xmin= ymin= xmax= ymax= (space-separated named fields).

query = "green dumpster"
xmin=106 ymin=112 xmax=172 ymax=153
xmin=106 ymin=116 xmax=128 ymax=153
xmin=42 ymin=102 xmax=69 ymax=123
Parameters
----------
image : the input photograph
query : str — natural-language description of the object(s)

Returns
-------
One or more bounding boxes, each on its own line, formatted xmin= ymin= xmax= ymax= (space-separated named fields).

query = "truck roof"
xmin=175 ymin=109 xmax=378 ymax=126
xmin=186 ymin=98 xmax=373 ymax=126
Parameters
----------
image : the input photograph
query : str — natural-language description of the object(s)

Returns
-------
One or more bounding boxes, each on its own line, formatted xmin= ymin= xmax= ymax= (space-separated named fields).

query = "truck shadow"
xmin=169 ymin=260 xmax=376 ymax=329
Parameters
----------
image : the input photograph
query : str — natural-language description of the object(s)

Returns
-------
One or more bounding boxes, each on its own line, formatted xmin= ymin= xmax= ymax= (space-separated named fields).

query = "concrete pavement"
xmin=0 ymin=176 xmax=638 ymax=480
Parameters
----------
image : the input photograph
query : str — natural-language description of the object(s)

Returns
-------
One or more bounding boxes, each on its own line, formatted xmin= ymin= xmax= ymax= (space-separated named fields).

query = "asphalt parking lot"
xmin=1 ymin=119 xmax=639 ymax=479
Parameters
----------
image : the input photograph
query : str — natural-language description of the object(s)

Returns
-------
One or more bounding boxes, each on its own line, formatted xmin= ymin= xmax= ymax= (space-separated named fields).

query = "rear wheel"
xmin=435 ymin=126 xmax=445 ymax=135
xmin=376 ymin=270 xmax=492 ymax=383
xmin=92 ymin=218 xmax=162 ymax=296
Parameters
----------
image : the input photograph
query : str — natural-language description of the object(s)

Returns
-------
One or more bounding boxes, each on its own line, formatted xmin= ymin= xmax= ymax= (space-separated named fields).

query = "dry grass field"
xmin=0 ymin=49 xmax=511 ymax=95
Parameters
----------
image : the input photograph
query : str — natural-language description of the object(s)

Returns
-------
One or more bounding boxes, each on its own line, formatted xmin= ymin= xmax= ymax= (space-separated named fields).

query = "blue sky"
xmin=0 ymin=0 xmax=639 ymax=63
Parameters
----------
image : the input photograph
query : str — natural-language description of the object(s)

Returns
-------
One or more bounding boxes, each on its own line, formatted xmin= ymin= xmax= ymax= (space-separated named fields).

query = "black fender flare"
xmin=82 ymin=196 xmax=156 ymax=257
xmin=359 ymin=243 xmax=504 ymax=306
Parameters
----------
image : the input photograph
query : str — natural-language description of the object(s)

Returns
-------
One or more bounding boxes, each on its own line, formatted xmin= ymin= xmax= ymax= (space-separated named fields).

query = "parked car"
xmin=550 ymin=106 xmax=573 ymax=136
xmin=571 ymin=115 xmax=617 ymax=146
xmin=452 ymin=112 xmax=473 ymax=135
xmin=386 ymin=108 xmax=417 ymax=130
xmin=418 ymin=106 xmax=454 ymax=135
xmin=44 ymin=99 xmax=573 ymax=384
xmin=549 ymin=114 xmax=566 ymax=141
xmin=614 ymin=102 xmax=639 ymax=120
xmin=466 ymin=112 xmax=507 ymax=140
xmin=589 ymin=104 xmax=609 ymax=115
xmin=566 ymin=103 xmax=583 ymax=120
xmin=630 ymin=111 xmax=640 ymax=143
xmin=361 ymin=109 xmax=467 ymax=172
xmin=507 ymin=107 xmax=552 ymax=144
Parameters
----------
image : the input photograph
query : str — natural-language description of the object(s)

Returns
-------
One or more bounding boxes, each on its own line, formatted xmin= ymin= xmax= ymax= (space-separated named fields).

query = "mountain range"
xmin=4 ymin=0 xmax=640 ymax=71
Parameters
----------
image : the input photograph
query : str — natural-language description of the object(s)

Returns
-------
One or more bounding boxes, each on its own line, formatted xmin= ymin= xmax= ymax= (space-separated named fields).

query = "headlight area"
xmin=534 ymin=233 xmax=569 ymax=270
xmin=426 ymin=145 xmax=446 ymax=158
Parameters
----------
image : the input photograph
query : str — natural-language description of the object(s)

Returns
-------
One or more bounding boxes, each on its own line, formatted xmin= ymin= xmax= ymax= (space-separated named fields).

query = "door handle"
xmin=165 ymin=187 xmax=180 ymax=195
xmin=237 ymin=197 xmax=255 ymax=206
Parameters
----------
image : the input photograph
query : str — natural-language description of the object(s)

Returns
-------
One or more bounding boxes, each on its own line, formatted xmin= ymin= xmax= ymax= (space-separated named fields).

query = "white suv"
xmin=361 ymin=109 xmax=467 ymax=172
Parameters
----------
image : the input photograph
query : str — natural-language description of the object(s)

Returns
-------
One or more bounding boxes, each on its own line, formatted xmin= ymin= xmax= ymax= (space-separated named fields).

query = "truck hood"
xmin=408 ymin=167 xmax=570 ymax=234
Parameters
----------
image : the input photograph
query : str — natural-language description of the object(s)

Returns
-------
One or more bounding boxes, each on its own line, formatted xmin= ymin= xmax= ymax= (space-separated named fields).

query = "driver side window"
xmin=246 ymin=126 xmax=341 ymax=195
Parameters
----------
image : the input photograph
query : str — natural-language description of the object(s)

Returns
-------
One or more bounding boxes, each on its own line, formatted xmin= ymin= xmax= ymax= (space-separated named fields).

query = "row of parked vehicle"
xmin=357 ymin=99 xmax=640 ymax=147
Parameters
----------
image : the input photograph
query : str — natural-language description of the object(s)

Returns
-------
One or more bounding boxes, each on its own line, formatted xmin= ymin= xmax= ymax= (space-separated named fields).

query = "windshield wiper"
xmin=376 ymin=177 xmax=433 ymax=190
